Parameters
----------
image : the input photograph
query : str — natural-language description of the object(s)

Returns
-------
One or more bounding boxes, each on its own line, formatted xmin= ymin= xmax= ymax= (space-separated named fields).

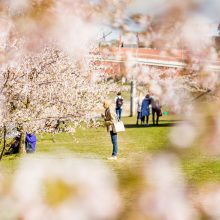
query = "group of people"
xmin=102 ymin=91 xmax=162 ymax=160
xmin=115 ymin=91 xmax=162 ymax=126
xmin=5 ymin=133 xmax=37 ymax=155
xmin=136 ymin=93 xmax=162 ymax=126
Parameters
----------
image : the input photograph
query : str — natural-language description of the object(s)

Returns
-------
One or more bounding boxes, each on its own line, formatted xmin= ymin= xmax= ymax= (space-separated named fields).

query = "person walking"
xmin=102 ymin=100 xmax=118 ymax=160
xmin=151 ymin=96 xmax=162 ymax=125
xmin=115 ymin=92 xmax=123 ymax=120
xmin=141 ymin=94 xmax=151 ymax=126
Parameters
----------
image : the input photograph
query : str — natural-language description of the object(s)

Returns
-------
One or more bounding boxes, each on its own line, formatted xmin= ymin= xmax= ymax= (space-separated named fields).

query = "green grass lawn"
xmin=1 ymin=115 xmax=220 ymax=209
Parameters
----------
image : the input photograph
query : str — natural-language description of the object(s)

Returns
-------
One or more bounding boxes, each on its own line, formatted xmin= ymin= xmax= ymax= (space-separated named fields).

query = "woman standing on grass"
xmin=141 ymin=94 xmax=151 ymax=126
xmin=151 ymin=96 xmax=162 ymax=125
xmin=102 ymin=100 xmax=118 ymax=160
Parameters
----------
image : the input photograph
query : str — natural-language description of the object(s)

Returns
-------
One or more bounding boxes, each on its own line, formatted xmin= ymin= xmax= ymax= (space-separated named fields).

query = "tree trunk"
xmin=130 ymin=80 xmax=137 ymax=117
xmin=19 ymin=131 xmax=26 ymax=154
xmin=0 ymin=125 xmax=6 ymax=160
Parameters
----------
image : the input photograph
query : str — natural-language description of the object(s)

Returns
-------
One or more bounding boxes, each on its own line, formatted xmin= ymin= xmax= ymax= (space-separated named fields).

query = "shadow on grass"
xmin=125 ymin=122 xmax=177 ymax=129
xmin=159 ymin=119 xmax=183 ymax=122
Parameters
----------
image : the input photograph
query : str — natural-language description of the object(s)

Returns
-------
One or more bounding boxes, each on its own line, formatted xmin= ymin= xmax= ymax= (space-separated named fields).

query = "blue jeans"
xmin=110 ymin=131 xmax=118 ymax=156
xmin=115 ymin=108 xmax=122 ymax=120
xmin=25 ymin=143 xmax=35 ymax=153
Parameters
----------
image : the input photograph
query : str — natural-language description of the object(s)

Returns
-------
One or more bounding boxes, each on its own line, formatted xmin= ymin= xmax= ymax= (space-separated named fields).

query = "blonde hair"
xmin=103 ymin=100 xmax=110 ymax=108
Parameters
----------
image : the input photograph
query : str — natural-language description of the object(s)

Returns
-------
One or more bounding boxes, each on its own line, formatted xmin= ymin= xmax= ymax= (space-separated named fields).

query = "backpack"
xmin=116 ymin=97 xmax=123 ymax=108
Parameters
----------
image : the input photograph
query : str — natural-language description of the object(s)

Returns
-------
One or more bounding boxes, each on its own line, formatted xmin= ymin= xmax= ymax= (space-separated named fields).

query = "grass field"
xmin=1 ymin=116 xmax=173 ymax=170
xmin=2 ymin=115 xmax=220 ymax=210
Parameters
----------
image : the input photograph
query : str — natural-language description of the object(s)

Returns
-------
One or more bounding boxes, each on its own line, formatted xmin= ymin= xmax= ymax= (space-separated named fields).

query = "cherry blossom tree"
xmin=0 ymin=47 xmax=116 ymax=152
xmin=0 ymin=0 xmax=130 ymax=153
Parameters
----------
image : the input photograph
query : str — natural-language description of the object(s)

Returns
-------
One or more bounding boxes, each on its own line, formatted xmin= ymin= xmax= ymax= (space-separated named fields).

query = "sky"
xmin=128 ymin=0 xmax=220 ymax=22
xmin=101 ymin=0 xmax=219 ymax=41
